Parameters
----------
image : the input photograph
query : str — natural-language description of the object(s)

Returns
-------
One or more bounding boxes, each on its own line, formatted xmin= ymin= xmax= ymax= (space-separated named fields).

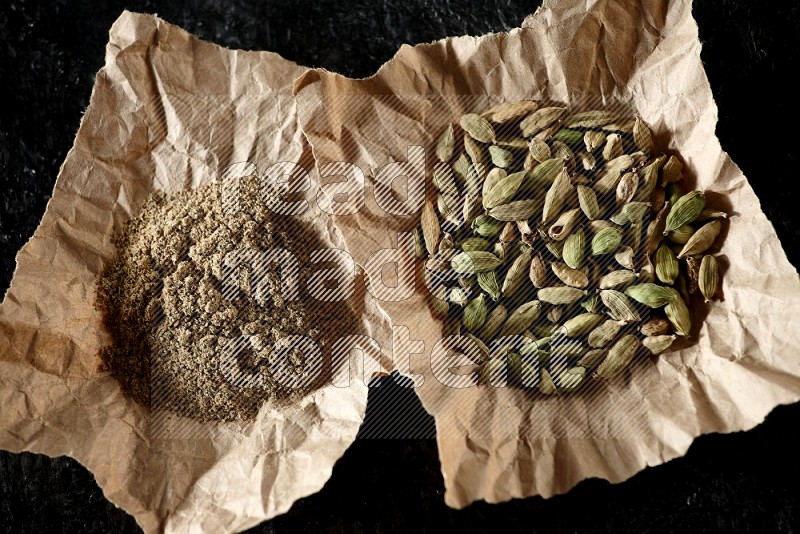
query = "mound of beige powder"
xmin=97 ymin=177 xmax=357 ymax=422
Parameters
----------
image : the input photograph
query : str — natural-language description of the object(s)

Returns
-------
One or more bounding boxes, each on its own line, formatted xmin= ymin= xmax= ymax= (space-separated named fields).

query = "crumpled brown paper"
xmin=293 ymin=0 xmax=800 ymax=509
xmin=0 ymin=10 xmax=392 ymax=533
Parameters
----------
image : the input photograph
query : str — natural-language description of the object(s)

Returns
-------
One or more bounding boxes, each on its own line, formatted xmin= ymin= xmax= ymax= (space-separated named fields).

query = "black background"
xmin=1 ymin=0 xmax=799 ymax=532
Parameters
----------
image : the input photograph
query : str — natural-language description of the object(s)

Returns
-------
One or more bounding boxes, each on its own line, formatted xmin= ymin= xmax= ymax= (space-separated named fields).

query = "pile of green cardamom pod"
xmin=414 ymin=101 xmax=728 ymax=394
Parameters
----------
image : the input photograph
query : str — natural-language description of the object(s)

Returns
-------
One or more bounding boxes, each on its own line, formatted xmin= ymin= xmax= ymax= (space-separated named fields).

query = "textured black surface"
xmin=1 ymin=0 xmax=799 ymax=532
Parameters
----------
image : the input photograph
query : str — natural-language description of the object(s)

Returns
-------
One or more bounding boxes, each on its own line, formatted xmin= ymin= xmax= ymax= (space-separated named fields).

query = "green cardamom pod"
xmin=655 ymin=243 xmax=679 ymax=284
xmin=594 ymin=334 xmax=639 ymax=379
xmin=591 ymin=227 xmax=622 ymax=255
xmin=624 ymin=283 xmax=676 ymax=308
xmin=642 ymin=334 xmax=677 ymax=355
xmin=435 ymin=123 xmax=455 ymax=163
xmin=560 ymin=313 xmax=603 ymax=337
xmin=460 ymin=113 xmax=496 ymax=143
xmin=477 ymin=271 xmax=501 ymax=301
xmin=461 ymin=237 xmax=491 ymax=252
xmin=488 ymin=200 xmax=540 ymax=222
xmin=599 ymin=289 xmax=641 ymax=322
xmin=664 ymin=287 xmax=691 ymax=336
xmin=562 ymin=228 xmax=586 ymax=269
xmin=501 ymin=301 xmax=543 ymax=336
xmin=483 ymin=170 xmax=525 ymax=209
xmin=478 ymin=304 xmax=507 ymax=340
xmin=537 ymin=286 xmax=586 ymax=305
xmin=463 ymin=294 xmax=489 ymax=332
xmin=677 ymin=220 xmax=721 ymax=258
xmin=599 ymin=269 xmax=638 ymax=290
xmin=587 ymin=319 xmax=624 ymax=348
xmin=488 ymin=145 xmax=515 ymax=168
xmin=451 ymin=251 xmax=503 ymax=274
xmin=664 ymin=191 xmax=705 ymax=234
xmin=502 ymin=249 xmax=532 ymax=297
xmin=472 ymin=215 xmax=504 ymax=237
xmin=699 ymin=254 xmax=719 ymax=303
xmin=556 ymin=366 xmax=587 ymax=391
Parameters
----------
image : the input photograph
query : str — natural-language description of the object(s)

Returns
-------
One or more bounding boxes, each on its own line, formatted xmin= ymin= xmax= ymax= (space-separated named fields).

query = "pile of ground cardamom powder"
xmin=97 ymin=177 xmax=357 ymax=421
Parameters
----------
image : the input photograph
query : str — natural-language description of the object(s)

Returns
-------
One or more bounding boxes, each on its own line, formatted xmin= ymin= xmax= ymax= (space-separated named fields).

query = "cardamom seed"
xmin=660 ymin=155 xmax=683 ymax=185
xmin=578 ymin=349 xmax=608 ymax=368
xmin=666 ymin=224 xmax=695 ymax=244
xmin=560 ymin=313 xmax=603 ymax=337
xmin=602 ymin=133 xmax=623 ymax=161
xmin=478 ymin=304 xmax=507 ymax=340
xmin=462 ymin=194 xmax=483 ymax=226
xmin=524 ymin=158 xmax=564 ymax=191
xmin=482 ymin=167 xmax=507 ymax=197
xmin=565 ymin=110 xmax=619 ymax=128
xmin=539 ymin=368 xmax=558 ymax=395
xmin=552 ymin=128 xmax=584 ymax=145
xmin=502 ymin=249 xmax=532 ymax=297
xmin=412 ymin=228 xmax=424 ymax=258
xmin=449 ymin=286 xmax=469 ymax=306
xmin=640 ymin=317 xmax=670 ymax=336
xmin=556 ymin=366 xmax=586 ymax=391
xmin=578 ymin=151 xmax=597 ymax=171
xmin=437 ymin=193 xmax=461 ymax=225
xmin=616 ymin=172 xmax=639 ymax=205
xmin=529 ymin=138 xmax=552 ymax=163
xmin=472 ymin=215 xmax=504 ymax=237
xmin=614 ymin=245 xmax=635 ymax=270
xmin=635 ymin=156 xmax=666 ymax=202
xmin=584 ymin=130 xmax=606 ymax=152
xmin=464 ymin=134 xmax=487 ymax=166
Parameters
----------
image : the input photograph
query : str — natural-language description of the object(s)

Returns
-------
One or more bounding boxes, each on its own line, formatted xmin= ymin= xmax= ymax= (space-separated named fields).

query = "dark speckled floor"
xmin=1 ymin=1 xmax=799 ymax=532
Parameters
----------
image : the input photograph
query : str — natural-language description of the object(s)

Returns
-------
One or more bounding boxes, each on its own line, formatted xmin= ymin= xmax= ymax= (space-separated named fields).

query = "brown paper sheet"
xmin=0 ymin=11 xmax=393 ymax=533
xmin=293 ymin=0 xmax=800 ymax=508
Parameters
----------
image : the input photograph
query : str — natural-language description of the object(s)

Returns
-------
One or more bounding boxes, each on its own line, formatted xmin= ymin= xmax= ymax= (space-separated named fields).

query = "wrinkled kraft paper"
xmin=294 ymin=0 xmax=800 ymax=509
xmin=0 ymin=11 xmax=393 ymax=534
